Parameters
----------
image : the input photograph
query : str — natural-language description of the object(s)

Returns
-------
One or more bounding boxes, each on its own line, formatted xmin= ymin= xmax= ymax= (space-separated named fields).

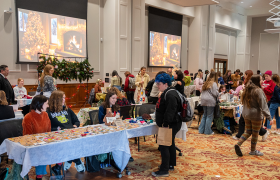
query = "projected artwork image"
xmin=18 ymin=8 xmax=87 ymax=63
xmin=149 ymin=31 xmax=181 ymax=67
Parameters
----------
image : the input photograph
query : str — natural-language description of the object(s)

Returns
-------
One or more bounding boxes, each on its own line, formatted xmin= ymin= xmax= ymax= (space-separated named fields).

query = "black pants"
xmin=21 ymin=105 xmax=30 ymax=116
xmin=196 ymin=90 xmax=201 ymax=96
xmin=159 ymin=122 xmax=182 ymax=172
xmin=148 ymin=96 xmax=158 ymax=104
xmin=126 ymin=91 xmax=135 ymax=104
xmin=236 ymin=114 xmax=267 ymax=138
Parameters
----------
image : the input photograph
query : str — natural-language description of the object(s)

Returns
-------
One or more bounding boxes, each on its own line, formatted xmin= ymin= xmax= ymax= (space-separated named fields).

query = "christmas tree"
xmin=22 ymin=11 xmax=48 ymax=56
xmin=151 ymin=32 xmax=163 ymax=59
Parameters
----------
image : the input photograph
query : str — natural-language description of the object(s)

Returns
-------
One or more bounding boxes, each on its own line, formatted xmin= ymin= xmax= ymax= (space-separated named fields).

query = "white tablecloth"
xmin=16 ymin=99 xmax=32 ymax=108
xmin=0 ymin=127 xmax=131 ymax=178
xmin=126 ymin=122 xmax=188 ymax=141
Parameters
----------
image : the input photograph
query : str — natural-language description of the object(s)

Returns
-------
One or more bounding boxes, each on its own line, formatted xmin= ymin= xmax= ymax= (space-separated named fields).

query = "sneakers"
xmin=152 ymin=171 xmax=169 ymax=177
xmin=249 ymin=150 xmax=264 ymax=156
xmin=262 ymin=131 xmax=269 ymax=142
xmin=232 ymin=136 xmax=239 ymax=140
xmin=234 ymin=145 xmax=243 ymax=157
xmin=129 ymin=157 xmax=134 ymax=162
xmin=64 ymin=161 xmax=71 ymax=171
xmin=51 ymin=164 xmax=62 ymax=176
xmin=75 ymin=160 xmax=85 ymax=172
xmin=158 ymin=165 xmax=174 ymax=171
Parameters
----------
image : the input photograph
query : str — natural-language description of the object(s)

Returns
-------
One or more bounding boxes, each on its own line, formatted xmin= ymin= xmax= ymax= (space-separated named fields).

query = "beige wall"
xmin=250 ymin=16 xmax=279 ymax=74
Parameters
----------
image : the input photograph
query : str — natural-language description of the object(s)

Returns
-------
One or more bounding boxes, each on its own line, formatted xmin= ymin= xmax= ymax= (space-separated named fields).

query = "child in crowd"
xmin=218 ymin=85 xmax=227 ymax=101
xmin=262 ymin=70 xmax=276 ymax=128
xmin=231 ymin=69 xmax=241 ymax=90
xmin=231 ymin=80 xmax=244 ymax=97
xmin=218 ymin=72 xmax=225 ymax=85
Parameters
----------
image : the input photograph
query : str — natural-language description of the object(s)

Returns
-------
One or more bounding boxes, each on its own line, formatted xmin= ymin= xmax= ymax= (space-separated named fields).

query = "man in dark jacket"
xmin=152 ymin=73 xmax=182 ymax=177
xmin=0 ymin=65 xmax=16 ymax=104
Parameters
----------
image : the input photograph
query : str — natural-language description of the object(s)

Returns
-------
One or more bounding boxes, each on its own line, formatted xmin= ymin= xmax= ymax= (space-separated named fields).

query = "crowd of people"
xmin=0 ymin=62 xmax=279 ymax=178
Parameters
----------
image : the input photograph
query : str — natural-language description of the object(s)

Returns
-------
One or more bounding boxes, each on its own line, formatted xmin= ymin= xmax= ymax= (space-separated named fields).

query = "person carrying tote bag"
xmin=152 ymin=72 xmax=182 ymax=177
xmin=199 ymin=72 xmax=219 ymax=135
xmin=134 ymin=67 xmax=150 ymax=103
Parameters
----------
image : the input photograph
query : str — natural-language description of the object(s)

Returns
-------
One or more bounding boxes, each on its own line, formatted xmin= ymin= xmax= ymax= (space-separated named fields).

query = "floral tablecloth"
xmin=220 ymin=105 xmax=243 ymax=123
xmin=77 ymin=107 xmax=99 ymax=124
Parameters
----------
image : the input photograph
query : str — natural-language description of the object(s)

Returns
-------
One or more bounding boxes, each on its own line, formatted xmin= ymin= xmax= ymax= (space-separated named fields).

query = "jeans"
xmin=199 ymin=106 xmax=214 ymax=134
xmin=159 ymin=122 xmax=182 ymax=172
xmin=35 ymin=165 xmax=47 ymax=175
xmin=126 ymin=91 xmax=135 ymax=104
xmin=267 ymin=102 xmax=280 ymax=129
xmin=236 ymin=114 xmax=267 ymax=138
xmin=264 ymin=102 xmax=271 ymax=127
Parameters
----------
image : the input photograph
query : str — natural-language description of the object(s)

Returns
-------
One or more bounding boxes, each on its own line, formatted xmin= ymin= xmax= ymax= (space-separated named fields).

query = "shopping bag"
xmin=85 ymin=155 xmax=100 ymax=172
xmin=138 ymin=88 xmax=148 ymax=104
xmin=157 ymin=126 xmax=172 ymax=146
xmin=278 ymin=107 xmax=280 ymax=117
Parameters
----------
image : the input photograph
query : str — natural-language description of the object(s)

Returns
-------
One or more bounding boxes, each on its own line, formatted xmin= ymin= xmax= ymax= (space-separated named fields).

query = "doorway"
xmin=214 ymin=58 xmax=227 ymax=75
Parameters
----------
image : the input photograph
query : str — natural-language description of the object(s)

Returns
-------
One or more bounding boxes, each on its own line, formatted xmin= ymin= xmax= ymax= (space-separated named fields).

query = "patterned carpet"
xmin=2 ymin=122 xmax=280 ymax=180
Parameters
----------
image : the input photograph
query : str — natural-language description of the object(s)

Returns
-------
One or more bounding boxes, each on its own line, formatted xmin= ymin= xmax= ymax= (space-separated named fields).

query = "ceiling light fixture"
xmin=250 ymin=6 xmax=252 ymax=7
xmin=212 ymin=0 xmax=219 ymax=3
xmin=241 ymin=2 xmax=244 ymax=3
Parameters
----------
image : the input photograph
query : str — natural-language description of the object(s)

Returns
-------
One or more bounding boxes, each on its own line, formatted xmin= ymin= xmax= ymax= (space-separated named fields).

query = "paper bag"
xmin=278 ymin=107 xmax=280 ymax=117
xmin=157 ymin=126 xmax=172 ymax=146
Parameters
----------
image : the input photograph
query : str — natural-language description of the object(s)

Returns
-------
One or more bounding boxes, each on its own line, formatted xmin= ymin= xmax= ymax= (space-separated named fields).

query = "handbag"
xmin=157 ymin=125 xmax=172 ymax=146
xmin=278 ymin=107 xmax=280 ymax=117
xmin=208 ymin=89 xmax=220 ymax=119
xmin=85 ymin=155 xmax=100 ymax=172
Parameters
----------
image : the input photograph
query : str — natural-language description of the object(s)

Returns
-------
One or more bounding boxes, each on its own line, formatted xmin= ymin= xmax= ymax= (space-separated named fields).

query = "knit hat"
xmin=184 ymin=70 xmax=189 ymax=75
xmin=265 ymin=70 xmax=272 ymax=76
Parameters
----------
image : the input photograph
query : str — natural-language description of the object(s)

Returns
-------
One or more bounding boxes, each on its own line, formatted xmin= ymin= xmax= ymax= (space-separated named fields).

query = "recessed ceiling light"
xmin=241 ymin=2 xmax=244 ymax=3
xmin=250 ymin=6 xmax=252 ymax=7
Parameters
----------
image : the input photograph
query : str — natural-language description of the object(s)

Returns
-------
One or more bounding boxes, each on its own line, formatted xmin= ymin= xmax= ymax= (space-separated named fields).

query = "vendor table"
xmin=0 ymin=125 xmax=131 ymax=178
xmin=16 ymin=99 xmax=32 ymax=108
xmin=220 ymin=105 xmax=243 ymax=123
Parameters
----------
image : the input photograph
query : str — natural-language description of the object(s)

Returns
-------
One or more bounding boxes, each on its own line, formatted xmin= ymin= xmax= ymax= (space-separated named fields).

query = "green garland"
xmin=37 ymin=56 xmax=94 ymax=83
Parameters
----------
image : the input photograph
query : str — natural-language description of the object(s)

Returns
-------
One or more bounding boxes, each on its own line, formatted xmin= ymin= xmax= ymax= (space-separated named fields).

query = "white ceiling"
xmin=164 ymin=0 xmax=218 ymax=7
xmin=223 ymin=0 xmax=272 ymax=10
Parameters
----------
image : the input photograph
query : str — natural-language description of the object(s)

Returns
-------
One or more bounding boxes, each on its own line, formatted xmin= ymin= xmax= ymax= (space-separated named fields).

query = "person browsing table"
xmin=152 ymin=72 xmax=182 ymax=177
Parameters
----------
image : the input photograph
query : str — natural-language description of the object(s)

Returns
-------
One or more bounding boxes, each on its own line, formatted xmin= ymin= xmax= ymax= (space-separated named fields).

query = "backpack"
xmin=165 ymin=89 xmax=194 ymax=122
xmin=128 ymin=77 xmax=136 ymax=89
xmin=145 ymin=79 xmax=155 ymax=96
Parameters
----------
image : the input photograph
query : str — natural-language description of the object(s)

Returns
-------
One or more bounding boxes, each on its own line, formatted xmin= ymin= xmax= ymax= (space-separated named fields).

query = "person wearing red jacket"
xmin=124 ymin=71 xmax=135 ymax=104
xmin=263 ymin=70 xmax=276 ymax=128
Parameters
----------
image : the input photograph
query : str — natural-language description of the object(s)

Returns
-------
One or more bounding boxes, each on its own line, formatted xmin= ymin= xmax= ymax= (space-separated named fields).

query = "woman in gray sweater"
xmin=199 ymin=72 xmax=219 ymax=135
xmin=235 ymin=75 xmax=272 ymax=157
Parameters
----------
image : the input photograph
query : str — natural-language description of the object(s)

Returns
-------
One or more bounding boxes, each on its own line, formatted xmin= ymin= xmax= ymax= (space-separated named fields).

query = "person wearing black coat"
xmin=0 ymin=90 xmax=15 ymax=120
xmin=174 ymin=70 xmax=185 ymax=96
xmin=0 ymin=65 xmax=16 ymax=104
xmin=152 ymin=73 xmax=182 ymax=177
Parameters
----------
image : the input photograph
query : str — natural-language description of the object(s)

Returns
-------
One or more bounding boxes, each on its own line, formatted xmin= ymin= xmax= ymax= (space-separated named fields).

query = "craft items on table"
xmin=220 ymin=101 xmax=243 ymax=123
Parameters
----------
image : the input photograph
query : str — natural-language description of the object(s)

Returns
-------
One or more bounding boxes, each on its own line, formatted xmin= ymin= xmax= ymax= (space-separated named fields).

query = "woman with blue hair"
xmin=152 ymin=72 xmax=182 ymax=177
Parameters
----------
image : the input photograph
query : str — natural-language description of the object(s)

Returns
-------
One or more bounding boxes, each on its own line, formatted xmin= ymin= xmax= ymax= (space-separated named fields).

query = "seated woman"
xmin=13 ymin=78 xmax=27 ymax=98
xmin=22 ymin=95 xmax=50 ymax=180
xmin=109 ymin=87 xmax=130 ymax=106
xmin=0 ymin=90 xmax=15 ymax=120
xmin=98 ymin=91 xmax=119 ymax=124
xmin=218 ymin=85 xmax=227 ymax=101
xmin=95 ymin=79 xmax=106 ymax=101
xmin=46 ymin=90 xmax=84 ymax=174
